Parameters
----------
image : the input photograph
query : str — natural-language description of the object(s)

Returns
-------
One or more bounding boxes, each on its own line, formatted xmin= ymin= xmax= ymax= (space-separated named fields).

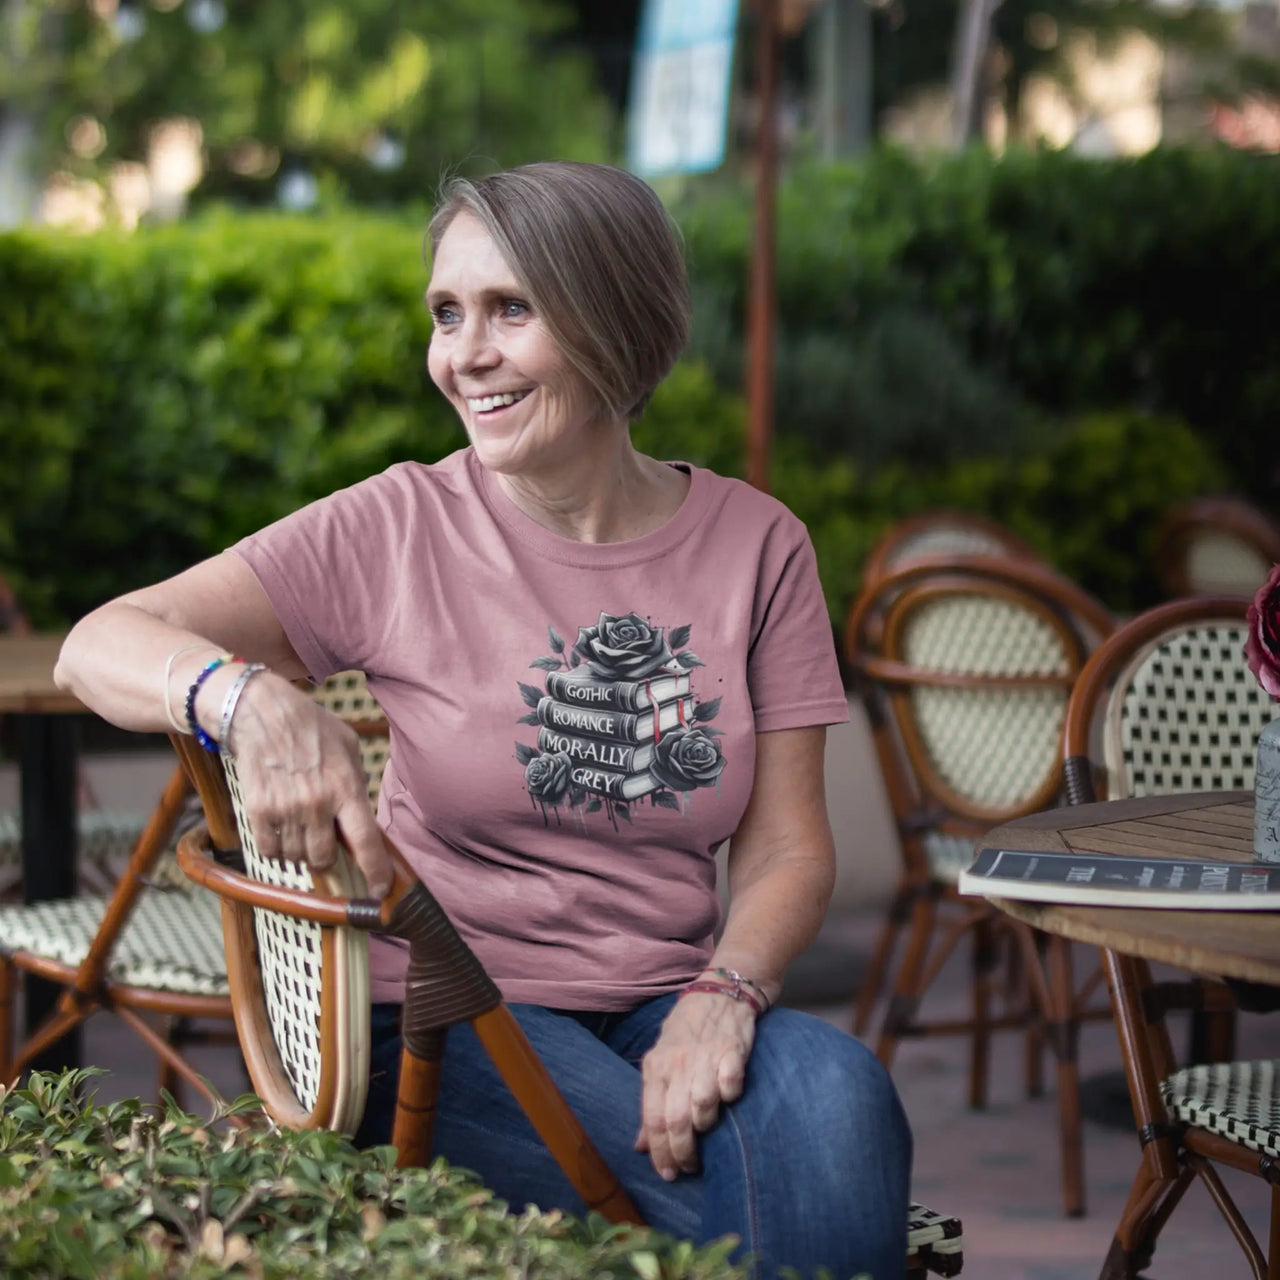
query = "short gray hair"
xmin=427 ymin=162 xmax=690 ymax=421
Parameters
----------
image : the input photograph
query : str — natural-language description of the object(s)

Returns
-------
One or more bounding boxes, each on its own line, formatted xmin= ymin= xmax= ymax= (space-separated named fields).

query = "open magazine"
xmin=960 ymin=846 xmax=1280 ymax=910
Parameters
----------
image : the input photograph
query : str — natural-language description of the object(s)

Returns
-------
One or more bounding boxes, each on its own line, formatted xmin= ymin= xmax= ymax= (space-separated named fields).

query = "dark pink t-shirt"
xmin=232 ymin=448 xmax=848 ymax=1008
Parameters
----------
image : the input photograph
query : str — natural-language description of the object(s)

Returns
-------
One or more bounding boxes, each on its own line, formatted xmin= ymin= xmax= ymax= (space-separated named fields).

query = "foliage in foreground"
xmin=0 ymin=1069 xmax=746 ymax=1280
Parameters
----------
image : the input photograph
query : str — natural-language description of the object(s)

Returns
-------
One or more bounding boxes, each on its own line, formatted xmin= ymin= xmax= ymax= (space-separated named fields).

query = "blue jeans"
xmin=355 ymin=997 xmax=912 ymax=1280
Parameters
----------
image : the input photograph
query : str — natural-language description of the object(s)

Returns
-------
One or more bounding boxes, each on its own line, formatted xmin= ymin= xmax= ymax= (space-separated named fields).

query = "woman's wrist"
xmin=680 ymin=966 xmax=775 ymax=1016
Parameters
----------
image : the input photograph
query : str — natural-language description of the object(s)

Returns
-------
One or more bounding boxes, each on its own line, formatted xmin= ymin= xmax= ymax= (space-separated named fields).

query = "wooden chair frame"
xmin=1154 ymin=496 xmax=1280 ymax=600
xmin=1062 ymin=594 xmax=1280 ymax=1278
xmin=862 ymin=510 xmax=1043 ymax=588
xmin=846 ymin=553 xmax=1115 ymax=1216
xmin=0 ymin=762 xmax=236 ymax=1104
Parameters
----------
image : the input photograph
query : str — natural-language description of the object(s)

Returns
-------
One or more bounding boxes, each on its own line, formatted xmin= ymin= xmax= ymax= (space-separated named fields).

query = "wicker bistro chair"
xmin=1154 ymin=496 xmax=1280 ymax=601
xmin=846 ymin=554 xmax=1116 ymax=1217
xmin=0 ymin=762 xmax=233 ymax=1101
xmin=172 ymin=719 xmax=967 ymax=1277
xmin=1062 ymin=595 xmax=1280 ymax=1279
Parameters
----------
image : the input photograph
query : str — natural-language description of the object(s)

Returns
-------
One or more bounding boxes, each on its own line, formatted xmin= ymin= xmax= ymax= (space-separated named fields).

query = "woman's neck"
xmin=493 ymin=434 xmax=690 ymax=544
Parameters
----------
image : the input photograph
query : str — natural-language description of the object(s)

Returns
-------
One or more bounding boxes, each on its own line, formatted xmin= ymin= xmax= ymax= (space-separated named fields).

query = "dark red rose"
xmin=1247 ymin=564 xmax=1280 ymax=700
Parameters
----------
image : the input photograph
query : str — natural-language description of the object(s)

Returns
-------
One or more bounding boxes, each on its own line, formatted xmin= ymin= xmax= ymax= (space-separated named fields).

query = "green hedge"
xmin=679 ymin=145 xmax=1280 ymax=498
xmin=0 ymin=1070 xmax=745 ymax=1279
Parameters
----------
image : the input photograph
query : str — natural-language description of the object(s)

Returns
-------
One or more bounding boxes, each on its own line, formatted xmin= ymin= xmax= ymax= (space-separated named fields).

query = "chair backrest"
xmin=173 ymin=734 xmax=372 ymax=1133
xmin=1064 ymin=596 xmax=1278 ymax=805
xmin=862 ymin=511 xmax=1043 ymax=588
xmin=1154 ymin=496 xmax=1280 ymax=600
xmin=309 ymin=670 xmax=390 ymax=806
xmin=847 ymin=556 xmax=1115 ymax=841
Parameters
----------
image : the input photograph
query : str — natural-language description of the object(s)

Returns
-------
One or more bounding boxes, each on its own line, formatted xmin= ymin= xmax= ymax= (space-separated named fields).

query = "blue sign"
xmin=627 ymin=0 xmax=740 ymax=178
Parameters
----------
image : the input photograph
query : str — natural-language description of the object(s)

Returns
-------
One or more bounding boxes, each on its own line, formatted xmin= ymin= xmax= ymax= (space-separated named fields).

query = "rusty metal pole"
xmin=745 ymin=0 xmax=780 ymax=493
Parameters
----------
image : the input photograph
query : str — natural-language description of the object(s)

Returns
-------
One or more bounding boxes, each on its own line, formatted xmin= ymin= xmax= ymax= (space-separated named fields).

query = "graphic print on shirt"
xmin=514 ymin=611 xmax=726 ymax=827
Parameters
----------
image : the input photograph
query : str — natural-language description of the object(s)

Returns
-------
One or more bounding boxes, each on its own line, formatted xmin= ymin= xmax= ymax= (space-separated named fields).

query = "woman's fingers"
xmin=636 ymin=995 xmax=757 ymax=1181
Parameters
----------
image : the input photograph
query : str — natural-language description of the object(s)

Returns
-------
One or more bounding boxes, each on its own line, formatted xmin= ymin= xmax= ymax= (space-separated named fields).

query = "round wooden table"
xmin=982 ymin=790 xmax=1280 ymax=985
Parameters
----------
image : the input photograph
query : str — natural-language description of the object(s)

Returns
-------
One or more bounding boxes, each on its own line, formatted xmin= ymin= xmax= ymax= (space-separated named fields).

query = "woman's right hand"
xmin=220 ymin=671 xmax=393 ymax=897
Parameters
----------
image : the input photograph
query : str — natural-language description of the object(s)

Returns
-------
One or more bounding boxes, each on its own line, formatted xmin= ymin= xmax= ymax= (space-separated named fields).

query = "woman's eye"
xmin=502 ymin=299 xmax=529 ymax=319
xmin=430 ymin=304 xmax=459 ymax=326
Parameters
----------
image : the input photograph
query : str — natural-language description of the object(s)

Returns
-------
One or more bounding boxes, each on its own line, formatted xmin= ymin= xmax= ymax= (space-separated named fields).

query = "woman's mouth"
xmin=466 ymin=389 xmax=531 ymax=415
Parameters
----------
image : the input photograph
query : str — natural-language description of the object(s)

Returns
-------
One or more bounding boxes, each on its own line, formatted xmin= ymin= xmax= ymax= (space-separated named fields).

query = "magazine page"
xmin=960 ymin=847 xmax=1280 ymax=910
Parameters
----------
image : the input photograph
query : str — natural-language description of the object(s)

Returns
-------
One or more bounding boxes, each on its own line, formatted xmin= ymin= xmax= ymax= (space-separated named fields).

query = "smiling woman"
xmin=52 ymin=160 xmax=910 ymax=1280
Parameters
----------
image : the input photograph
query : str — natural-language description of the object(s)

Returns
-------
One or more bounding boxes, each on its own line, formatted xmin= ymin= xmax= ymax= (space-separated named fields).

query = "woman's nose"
xmin=452 ymin=316 xmax=498 ymax=372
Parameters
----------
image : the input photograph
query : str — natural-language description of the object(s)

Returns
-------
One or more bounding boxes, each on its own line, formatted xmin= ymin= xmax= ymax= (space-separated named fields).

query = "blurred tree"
xmin=0 ymin=0 xmax=615 ymax=215
xmin=872 ymin=0 xmax=1237 ymax=143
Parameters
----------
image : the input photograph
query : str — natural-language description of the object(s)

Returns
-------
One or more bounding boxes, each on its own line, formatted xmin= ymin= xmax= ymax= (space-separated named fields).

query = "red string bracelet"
xmin=678 ymin=980 xmax=765 ymax=1017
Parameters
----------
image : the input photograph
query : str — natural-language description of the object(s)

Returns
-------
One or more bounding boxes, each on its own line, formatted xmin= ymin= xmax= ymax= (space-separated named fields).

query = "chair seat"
xmin=923 ymin=832 xmax=976 ymax=885
xmin=1162 ymin=1060 xmax=1280 ymax=1158
xmin=906 ymin=1200 xmax=964 ymax=1276
xmin=0 ymin=807 xmax=150 ymax=883
xmin=0 ymin=887 xmax=229 ymax=996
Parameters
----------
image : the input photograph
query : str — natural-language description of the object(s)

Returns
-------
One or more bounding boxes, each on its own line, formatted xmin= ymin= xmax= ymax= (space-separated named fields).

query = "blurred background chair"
xmin=1154 ymin=496 xmax=1280 ymax=600
xmin=0 ymin=571 xmax=152 ymax=895
xmin=1062 ymin=594 xmax=1280 ymax=1277
xmin=862 ymin=509 xmax=1044 ymax=589
xmin=845 ymin=552 xmax=1115 ymax=1215
xmin=0 ymin=669 xmax=388 ymax=1104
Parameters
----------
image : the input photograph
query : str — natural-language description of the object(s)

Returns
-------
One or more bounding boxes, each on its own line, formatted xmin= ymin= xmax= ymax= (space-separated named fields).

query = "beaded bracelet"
xmin=217 ymin=662 xmax=267 ymax=754
xmin=184 ymin=654 xmax=242 ymax=753
xmin=677 ymin=980 xmax=765 ymax=1017
xmin=705 ymin=967 xmax=772 ymax=1014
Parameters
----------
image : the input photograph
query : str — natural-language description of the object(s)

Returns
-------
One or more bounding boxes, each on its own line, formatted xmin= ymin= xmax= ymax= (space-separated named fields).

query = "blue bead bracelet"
xmin=185 ymin=654 xmax=240 ymax=753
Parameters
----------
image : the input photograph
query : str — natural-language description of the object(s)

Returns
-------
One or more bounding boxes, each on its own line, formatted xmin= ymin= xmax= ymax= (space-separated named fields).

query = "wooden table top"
xmin=0 ymin=633 xmax=84 ymax=715
xmin=983 ymin=791 xmax=1280 ymax=985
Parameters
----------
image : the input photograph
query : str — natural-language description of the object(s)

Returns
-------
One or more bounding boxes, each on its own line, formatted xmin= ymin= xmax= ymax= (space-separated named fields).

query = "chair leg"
xmin=471 ymin=1004 xmax=643 ymax=1226
xmin=1100 ymin=1160 xmax=1193 ymax=1280
xmin=969 ymin=915 xmax=997 ymax=1110
xmin=852 ymin=883 xmax=915 ymax=1038
xmin=875 ymin=893 xmax=940 ymax=1070
xmin=1268 ymin=1182 xmax=1280 ymax=1280
xmin=1045 ymin=934 xmax=1085 ymax=1217
xmin=9 ymin=1002 xmax=95 ymax=1086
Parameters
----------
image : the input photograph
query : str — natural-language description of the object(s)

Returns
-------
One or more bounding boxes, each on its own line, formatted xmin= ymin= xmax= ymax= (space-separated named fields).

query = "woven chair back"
xmin=220 ymin=752 xmax=371 ymax=1133
xmin=863 ymin=511 xmax=1042 ymax=587
xmin=309 ymin=671 xmax=390 ymax=806
xmin=1155 ymin=496 xmax=1280 ymax=599
xmin=1065 ymin=596 xmax=1278 ymax=804
xmin=849 ymin=556 xmax=1113 ymax=831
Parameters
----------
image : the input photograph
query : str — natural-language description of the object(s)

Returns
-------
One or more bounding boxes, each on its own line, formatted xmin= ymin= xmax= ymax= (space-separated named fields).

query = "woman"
xmin=55 ymin=161 xmax=911 ymax=1279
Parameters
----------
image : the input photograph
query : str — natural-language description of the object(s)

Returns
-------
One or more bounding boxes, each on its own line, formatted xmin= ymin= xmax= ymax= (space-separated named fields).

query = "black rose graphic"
xmin=575 ymin=611 xmax=675 ymax=681
xmin=525 ymin=752 xmax=573 ymax=805
xmin=649 ymin=728 xmax=726 ymax=793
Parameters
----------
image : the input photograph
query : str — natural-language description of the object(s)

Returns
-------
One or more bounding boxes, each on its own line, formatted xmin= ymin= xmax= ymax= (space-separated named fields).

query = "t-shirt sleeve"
xmin=747 ymin=517 xmax=850 ymax=733
xmin=229 ymin=473 xmax=400 ymax=680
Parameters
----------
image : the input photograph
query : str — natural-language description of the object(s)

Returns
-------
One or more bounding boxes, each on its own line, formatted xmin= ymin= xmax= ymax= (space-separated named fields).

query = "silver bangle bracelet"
xmin=217 ymin=663 xmax=267 ymax=755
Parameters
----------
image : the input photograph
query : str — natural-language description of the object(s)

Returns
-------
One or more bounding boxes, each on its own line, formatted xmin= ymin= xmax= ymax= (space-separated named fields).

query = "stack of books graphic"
xmin=536 ymin=667 xmax=693 ymax=801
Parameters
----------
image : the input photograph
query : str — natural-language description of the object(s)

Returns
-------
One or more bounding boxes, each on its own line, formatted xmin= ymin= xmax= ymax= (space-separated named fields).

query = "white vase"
xmin=1256 ymin=716 xmax=1280 ymax=863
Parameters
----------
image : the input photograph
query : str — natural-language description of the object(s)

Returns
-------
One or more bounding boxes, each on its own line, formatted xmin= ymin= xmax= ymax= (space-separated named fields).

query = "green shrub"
xmin=679 ymin=146 xmax=1280 ymax=504
xmin=0 ymin=1070 xmax=745 ymax=1280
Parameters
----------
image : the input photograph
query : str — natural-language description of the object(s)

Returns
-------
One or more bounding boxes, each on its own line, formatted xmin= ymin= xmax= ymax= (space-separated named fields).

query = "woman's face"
xmin=426 ymin=212 xmax=603 ymax=480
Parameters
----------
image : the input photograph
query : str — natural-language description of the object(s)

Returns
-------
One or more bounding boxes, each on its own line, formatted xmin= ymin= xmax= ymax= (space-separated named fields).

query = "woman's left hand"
xmin=635 ymin=991 xmax=757 ymax=1180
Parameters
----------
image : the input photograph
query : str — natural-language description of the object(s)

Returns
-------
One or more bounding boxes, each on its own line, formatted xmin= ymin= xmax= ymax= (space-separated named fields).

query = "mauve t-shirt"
xmin=231 ymin=447 xmax=848 ymax=1009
